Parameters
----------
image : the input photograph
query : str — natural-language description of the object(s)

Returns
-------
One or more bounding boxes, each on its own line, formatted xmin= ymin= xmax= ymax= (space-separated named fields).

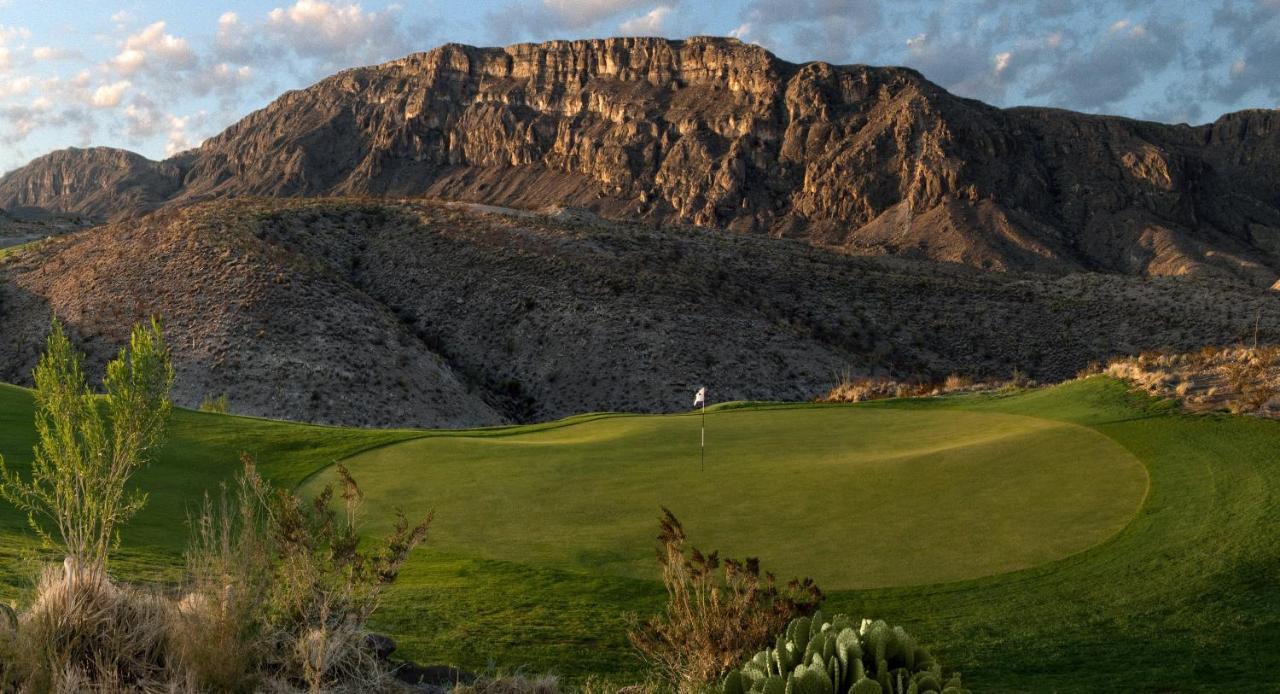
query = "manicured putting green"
xmin=307 ymin=406 xmax=1147 ymax=589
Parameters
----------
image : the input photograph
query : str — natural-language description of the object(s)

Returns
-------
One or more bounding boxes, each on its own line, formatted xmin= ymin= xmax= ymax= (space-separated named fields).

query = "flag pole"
xmin=700 ymin=399 xmax=705 ymax=472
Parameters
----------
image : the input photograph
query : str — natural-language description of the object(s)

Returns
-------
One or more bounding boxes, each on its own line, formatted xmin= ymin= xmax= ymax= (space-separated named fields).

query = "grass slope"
xmin=0 ymin=382 xmax=420 ymax=586
xmin=304 ymin=406 xmax=1146 ymax=589
xmin=0 ymin=378 xmax=1277 ymax=691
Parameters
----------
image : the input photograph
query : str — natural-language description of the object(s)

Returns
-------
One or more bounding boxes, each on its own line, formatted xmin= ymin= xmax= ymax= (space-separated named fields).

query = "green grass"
xmin=0 ymin=381 xmax=420 ymax=587
xmin=304 ymin=406 xmax=1146 ymax=589
xmin=0 ymin=239 xmax=35 ymax=261
xmin=1 ymin=377 xmax=1278 ymax=691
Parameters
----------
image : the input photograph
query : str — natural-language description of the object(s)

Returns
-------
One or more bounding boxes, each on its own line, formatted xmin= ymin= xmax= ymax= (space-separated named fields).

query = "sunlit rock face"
xmin=4 ymin=37 xmax=1280 ymax=285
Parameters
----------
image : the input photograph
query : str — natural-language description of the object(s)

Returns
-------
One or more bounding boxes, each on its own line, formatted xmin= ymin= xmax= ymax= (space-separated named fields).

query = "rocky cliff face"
xmin=3 ymin=37 xmax=1280 ymax=284
xmin=0 ymin=147 xmax=185 ymax=219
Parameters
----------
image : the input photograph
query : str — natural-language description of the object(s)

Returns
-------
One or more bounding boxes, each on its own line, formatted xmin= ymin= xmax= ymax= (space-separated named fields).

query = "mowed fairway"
xmin=1 ymin=377 xmax=1279 ymax=691
xmin=305 ymin=407 xmax=1147 ymax=588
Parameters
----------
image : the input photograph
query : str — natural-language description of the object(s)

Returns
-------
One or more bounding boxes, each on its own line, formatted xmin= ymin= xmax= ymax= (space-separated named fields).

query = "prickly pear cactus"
xmin=720 ymin=611 xmax=970 ymax=694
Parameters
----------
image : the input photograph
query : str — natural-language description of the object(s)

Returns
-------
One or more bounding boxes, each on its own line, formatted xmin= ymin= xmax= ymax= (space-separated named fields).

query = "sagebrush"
xmin=629 ymin=508 xmax=823 ymax=693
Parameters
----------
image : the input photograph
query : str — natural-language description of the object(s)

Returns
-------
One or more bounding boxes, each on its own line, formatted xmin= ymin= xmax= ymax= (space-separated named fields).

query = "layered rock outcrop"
xmin=3 ymin=37 xmax=1280 ymax=284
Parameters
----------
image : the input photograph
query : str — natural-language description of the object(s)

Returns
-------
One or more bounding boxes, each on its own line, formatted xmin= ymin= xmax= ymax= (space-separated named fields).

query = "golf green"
xmin=304 ymin=406 xmax=1147 ymax=589
xmin=4 ymin=377 xmax=1280 ymax=689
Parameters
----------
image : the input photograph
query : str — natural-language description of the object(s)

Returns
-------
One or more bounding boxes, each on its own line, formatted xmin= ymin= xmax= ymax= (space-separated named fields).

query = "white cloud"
xmin=32 ymin=46 xmax=78 ymax=61
xmin=111 ymin=21 xmax=196 ymax=76
xmin=190 ymin=62 xmax=255 ymax=97
xmin=994 ymin=51 xmax=1012 ymax=74
xmin=544 ymin=0 xmax=656 ymax=29
xmin=1028 ymin=16 xmax=1183 ymax=110
xmin=728 ymin=23 xmax=751 ymax=40
xmin=90 ymin=80 xmax=131 ymax=108
xmin=0 ymin=105 xmax=38 ymax=143
xmin=488 ymin=0 xmax=680 ymax=42
xmin=165 ymin=112 xmax=206 ymax=156
xmin=124 ymin=97 xmax=163 ymax=138
xmin=0 ymin=24 xmax=30 ymax=45
xmin=265 ymin=1 xmax=403 ymax=60
xmin=619 ymin=6 xmax=672 ymax=35
xmin=213 ymin=10 xmax=261 ymax=65
xmin=734 ymin=0 xmax=882 ymax=63
xmin=900 ymin=23 xmax=1027 ymax=104
xmin=112 ymin=48 xmax=146 ymax=74
xmin=0 ymin=75 xmax=32 ymax=98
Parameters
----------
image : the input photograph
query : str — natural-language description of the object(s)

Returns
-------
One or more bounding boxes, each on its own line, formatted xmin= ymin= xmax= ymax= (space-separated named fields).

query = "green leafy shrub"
xmin=720 ymin=611 xmax=969 ymax=694
xmin=0 ymin=319 xmax=177 ymax=691
xmin=0 ymin=318 xmax=173 ymax=575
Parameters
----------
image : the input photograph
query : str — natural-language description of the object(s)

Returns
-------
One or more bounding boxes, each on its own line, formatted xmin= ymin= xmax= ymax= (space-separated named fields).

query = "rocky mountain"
xmin=3 ymin=37 xmax=1280 ymax=286
xmin=0 ymin=147 xmax=185 ymax=219
xmin=1 ymin=198 xmax=1276 ymax=427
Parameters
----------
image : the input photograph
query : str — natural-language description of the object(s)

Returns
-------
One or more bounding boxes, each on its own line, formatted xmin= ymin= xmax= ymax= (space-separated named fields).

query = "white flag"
xmin=693 ymin=387 xmax=706 ymax=407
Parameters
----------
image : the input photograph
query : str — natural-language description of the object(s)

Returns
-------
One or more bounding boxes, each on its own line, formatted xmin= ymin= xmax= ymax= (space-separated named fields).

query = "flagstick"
xmin=700 ymin=400 xmax=705 ymax=472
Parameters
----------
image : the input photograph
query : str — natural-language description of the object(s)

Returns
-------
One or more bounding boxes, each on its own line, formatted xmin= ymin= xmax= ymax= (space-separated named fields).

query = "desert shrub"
xmin=1075 ymin=361 xmax=1102 ymax=379
xmin=0 ymin=318 xmax=173 ymax=575
xmin=629 ymin=509 xmax=823 ymax=693
xmin=821 ymin=375 xmax=895 ymax=403
xmin=14 ymin=561 xmax=176 ymax=692
xmin=1238 ymin=379 xmax=1278 ymax=412
xmin=170 ymin=455 xmax=275 ymax=691
xmin=720 ymin=611 xmax=969 ymax=694
xmin=823 ymin=374 xmax=986 ymax=403
xmin=199 ymin=393 xmax=231 ymax=414
xmin=262 ymin=462 xmax=431 ymax=691
xmin=177 ymin=456 xmax=432 ymax=693
xmin=0 ymin=604 xmax=16 ymax=689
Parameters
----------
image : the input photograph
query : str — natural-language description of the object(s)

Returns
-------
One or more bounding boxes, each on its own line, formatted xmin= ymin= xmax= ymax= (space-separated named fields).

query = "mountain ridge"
xmin=3 ymin=36 xmax=1280 ymax=285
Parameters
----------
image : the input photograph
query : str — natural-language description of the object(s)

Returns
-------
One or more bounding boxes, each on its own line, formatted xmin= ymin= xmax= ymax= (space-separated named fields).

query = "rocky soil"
xmin=2 ymin=37 xmax=1280 ymax=286
xmin=1 ymin=198 xmax=1277 ymax=428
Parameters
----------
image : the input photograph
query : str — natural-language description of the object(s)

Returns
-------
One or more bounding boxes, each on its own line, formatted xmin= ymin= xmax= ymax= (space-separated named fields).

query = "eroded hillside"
xmin=1 ymin=198 xmax=1277 ymax=427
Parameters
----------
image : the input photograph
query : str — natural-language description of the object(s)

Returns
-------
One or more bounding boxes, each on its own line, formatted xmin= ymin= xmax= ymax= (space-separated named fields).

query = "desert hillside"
xmin=1 ymin=198 xmax=1276 ymax=427
xmin=3 ymin=37 xmax=1280 ymax=285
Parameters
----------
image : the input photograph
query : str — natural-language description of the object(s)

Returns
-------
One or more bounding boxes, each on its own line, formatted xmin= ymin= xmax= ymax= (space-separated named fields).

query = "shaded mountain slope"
xmin=2 ymin=37 xmax=1280 ymax=285
xmin=1 ymin=198 xmax=1277 ymax=427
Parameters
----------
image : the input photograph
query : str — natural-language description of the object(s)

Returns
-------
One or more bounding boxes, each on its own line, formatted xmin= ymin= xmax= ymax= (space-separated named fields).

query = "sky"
xmin=0 ymin=0 xmax=1277 ymax=174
